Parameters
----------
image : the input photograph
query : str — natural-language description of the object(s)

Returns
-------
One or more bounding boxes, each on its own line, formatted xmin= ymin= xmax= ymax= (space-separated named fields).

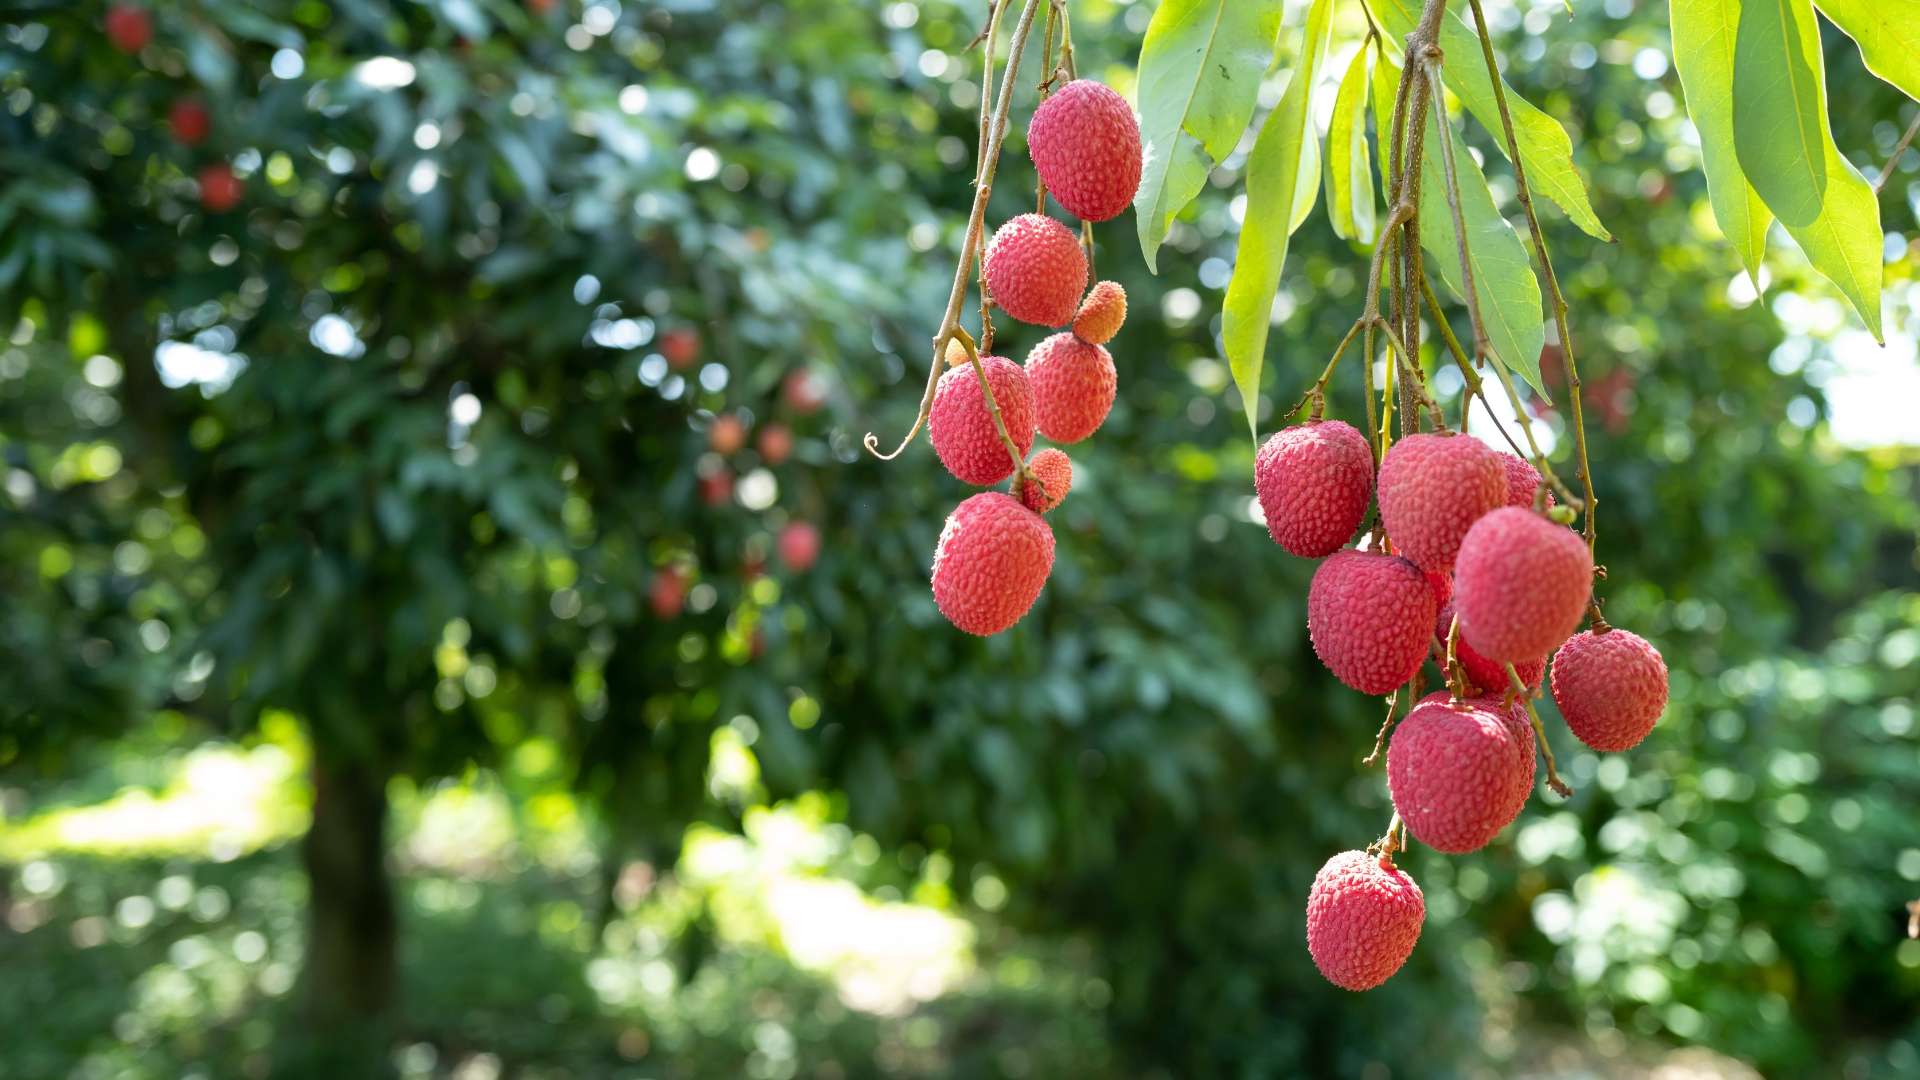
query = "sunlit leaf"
xmin=1327 ymin=45 xmax=1376 ymax=243
xmin=1670 ymin=0 xmax=1774 ymax=285
xmin=1814 ymin=0 xmax=1920 ymax=102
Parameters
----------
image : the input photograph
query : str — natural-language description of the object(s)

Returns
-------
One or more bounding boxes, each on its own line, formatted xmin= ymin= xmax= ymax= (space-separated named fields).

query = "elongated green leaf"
xmin=1221 ymin=0 xmax=1334 ymax=441
xmin=1134 ymin=0 xmax=1286 ymax=271
xmin=1670 ymin=0 xmax=1774 ymax=284
xmin=1815 ymin=0 xmax=1920 ymax=102
xmin=1327 ymin=45 xmax=1376 ymax=242
xmin=1733 ymin=0 xmax=1884 ymax=338
xmin=1293 ymin=122 xmax=1321 ymax=234
xmin=1366 ymin=0 xmax=1611 ymax=242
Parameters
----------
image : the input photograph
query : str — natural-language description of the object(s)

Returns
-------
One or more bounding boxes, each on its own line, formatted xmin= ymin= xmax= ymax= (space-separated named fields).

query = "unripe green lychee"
xmin=1024 ymin=332 xmax=1115 ymax=444
xmin=1305 ymin=850 xmax=1425 ymax=992
xmin=1027 ymin=80 xmax=1143 ymax=223
xmin=1550 ymin=627 xmax=1668 ymax=751
xmin=1308 ymin=550 xmax=1438 ymax=695
xmin=1377 ymin=433 xmax=1505 ymax=572
xmin=1254 ymin=420 xmax=1374 ymax=558
xmin=1387 ymin=694 xmax=1533 ymax=853
xmin=985 ymin=214 xmax=1087 ymax=327
xmin=931 ymin=492 xmax=1055 ymax=636
xmin=1072 ymin=281 xmax=1127 ymax=345
xmin=1016 ymin=449 xmax=1072 ymax=513
xmin=929 ymin=355 xmax=1035 ymax=486
xmin=1453 ymin=507 xmax=1593 ymax=663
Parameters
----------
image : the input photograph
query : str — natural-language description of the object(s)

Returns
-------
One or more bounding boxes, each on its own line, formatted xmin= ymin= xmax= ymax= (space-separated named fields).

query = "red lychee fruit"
xmin=782 ymin=368 xmax=827 ymax=414
xmin=1453 ymin=507 xmax=1593 ymax=663
xmin=984 ymin=213 xmax=1087 ymax=327
xmin=1305 ymin=850 xmax=1425 ymax=992
xmin=169 ymin=98 xmax=210 ymax=147
xmin=1072 ymin=281 xmax=1127 ymax=345
xmin=1377 ymin=433 xmax=1504 ymax=572
xmin=708 ymin=413 xmax=747 ymax=455
xmin=1498 ymin=451 xmax=1553 ymax=509
xmin=105 ymin=4 xmax=152 ymax=54
xmin=1387 ymin=694 xmax=1533 ymax=853
xmin=756 ymin=423 xmax=793 ymax=465
xmin=1308 ymin=550 xmax=1438 ymax=695
xmin=1254 ymin=420 xmax=1374 ymax=558
xmin=1425 ymin=571 xmax=1452 ymax=608
xmin=1023 ymin=332 xmax=1114 ymax=444
xmin=1026 ymin=80 xmax=1143 ymax=223
xmin=1434 ymin=601 xmax=1544 ymax=696
xmin=778 ymin=521 xmax=821 ymax=573
xmin=648 ymin=568 xmax=686 ymax=619
xmin=1016 ymin=448 xmax=1072 ymax=513
xmin=1550 ymin=628 xmax=1668 ymax=751
xmin=197 ymin=164 xmax=244 ymax=213
xmin=660 ymin=328 xmax=701 ymax=370
xmin=931 ymin=492 xmax=1055 ymax=636
xmin=929 ymin=354 xmax=1035 ymax=486
xmin=700 ymin=469 xmax=733 ymax=507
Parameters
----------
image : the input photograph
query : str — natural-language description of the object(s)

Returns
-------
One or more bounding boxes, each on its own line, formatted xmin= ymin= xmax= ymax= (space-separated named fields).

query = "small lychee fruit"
xmin=1498 ymin=451 xmax=1553 ymax=508
xmin=1024 ymin=332 xmax=1114 ymax=444
xmin=1254 ymin=420 xmax=1374 ymax=558
xmin=1453 ymin=507 xmax=1593 ymax=663
xmin=1305 ymin=850 xmax=1425 ymax=992
xmin=1434 ymin=602 xmax=1544 ymax=696
xmin=778 ymin=521 xmax=821 ymax=573
xmin=1308 ymin=550 xmax=1438 ymax=695
xmin=198 ymin=164 xmax=244 ymax=213
xmin=1377 ymin=433 xmax=1505 ymax=572
xmin=1072 ymin=281 xmax=1127 ymax=345
xmin=708 ymin=413 xmax=747 ymax=455
xmin=1550 ymin=628 xmax=1668 ymax=751
xmin=105 ymin=4 xmax=152 ymax=54
xmin=931 ymin=492 xmax=1055 ymax=636
xmin=929 ymin=354 xmax=1035 ymax=485
xmin=984 ymin=213 xmax=1087 ymax=327
xmin=756 ymin=423 xmax=793 ymax=465
xmin=700 ymin=469 xmax=733 ymax=507
xmin=660 ymin=328 xmax=701 ymax=370
xmin=1387 ymin=694 xmax=1533 ymax=853
xmin=169 ymin=98 xmax=211 ymax=147
xmin=1026 ymin=80 xmax=1143 ymax=223
xmin=648 ymin=568 xmax=686 ymax=619
xmin=782 ymin=368 xmax=827 ymax=414
xmin=1016 ymin=448 xmax=1072 ymax=513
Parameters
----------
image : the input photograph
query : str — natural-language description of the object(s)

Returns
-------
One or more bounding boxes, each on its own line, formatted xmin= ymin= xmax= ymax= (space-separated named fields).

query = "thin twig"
xmin=1363 ymin=690 xmax=1402 ymax=766
xmin=1509 ymin=662 xmax=1572 ymax=797
xmin=1876 ymin=111 xmax=1920 ymax=196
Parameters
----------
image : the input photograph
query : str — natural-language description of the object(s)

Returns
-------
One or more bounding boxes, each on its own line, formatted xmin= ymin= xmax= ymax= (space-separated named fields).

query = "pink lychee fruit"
xmin=931 ymin=492 xmax=1055 ymax=636
xmin=1550 ymin=628 xmax=1668 ymax=751
xmin=708 ymin=413 xmax=747 ymax=455
xmin=1498 ymin=451 xmax=1554 ymax=509
xmin=169 ymin=98 xmax=211 ymax=146
xmin=1425 ymin=571 xmax=1453 ymax=608
xmin=648 ymin=568 xmax=686 ymax=619
xmin=1254 ymin=420 xmax=1374 ymax=558
xmin=699 ymin=469 xmax=733 ymax=507
xmin=1305 ymin=850 xmax=1425 ymax=992
xmin=1024 ymin=332 xmax=1114 ymax=444
xmin=778 ymin=521 xmax=821 ymax=573
xmin=1377 ymin=433 xmax=1504 ymax=572
xmin=928 ymin=354 xmax=1035 ymax=486
xmin=1026 ymin=80 xmax=1143 ymax=223
xmin=105 ymin=4 xmax=152 ymax=54
xmin=1016 ymin=448 xmax=1072 ymax=513
xmin=782 ymin=368 xmax=827 ymax=414
xmin=1434 ymin=602 xmax=1544 ymax=696
xmin=984 ymin=213 xmax=1087 ymax=327
xmin=661 ymin=328 xmax=701 ymax=370
xmin=1072 ymin=281 xmax=1127 ymax=345
xmin=1453 ymin=507 xmax=1593 ymax=663
xmin=1307 ymin=550 xmax=1438 ymax=695
xmin=198 ymin=163 xmax=244 ymax=213
xmin=757 ymin=423 xmax=793 ymax=465
xmin=1387 ymin=694 xmax=1533 ymax=853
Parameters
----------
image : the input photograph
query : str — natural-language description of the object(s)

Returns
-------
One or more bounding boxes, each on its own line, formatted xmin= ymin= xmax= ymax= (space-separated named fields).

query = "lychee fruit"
xmin=1072 ymin=281 xmax=1127 ymax=345
xmin=169 ymin=98 xmax=210 ymax=147
xmin=931 ymin=492 xmax=1055 ymax=636
xmin=756 ymin=423 xmax=793 ymax=465
xmin=1425 ymin=571 xmax=1452 ymax=608
xmin=105 ymin=4 xmax=152 ymax=54
xmin=699 ymin=469 xmax=733 ymax=507
xmin=1434 ymin=602 xmax=1544 ymax=696
xmin=1498 ymin=451 xmax=1553 ymax=508
xmin=198 ymin=164 xmax=244 ymax=213
xmin=1387 ymin=694 xmax=1533 ymax=853
xmin=648 ymin=568 xmax=686 ymax=619
xmin=1453 ymin=507 xmax=1593 ymax=663
xmin=984 ymin=213 xmax=1087 ymax=327
xmin=1305 ymin=850 xmax=1425 ymax=992
xmin=1308 ymin=550 xmax=1438 ymax=695
xmin=929 ymin=354 xmax=1035 ymax=485
xmin=782 ymin=368 xmax=827 ymax=414
xmin=1377 ymin=433 xmax=1504 ymax=572
xmin=1550 ymin=628 xmax=1668 ymax=752
xmin=1254 ymin=420 xmax=1374 ymax=558
xmin=778 ymin=521 xmax=821 ymax=573
xmin=1026 ymin=80 xmax=1143 ymax=223
xmin=660 ymin=328 xmax=701 ymax=370
xmin=1016 ymin=448 xmax=1072 ymax=513
xmin=1024 ymin=332 xmax=1114 ymax=444
xmin=708 ymin=413 xmax=747 ymax=455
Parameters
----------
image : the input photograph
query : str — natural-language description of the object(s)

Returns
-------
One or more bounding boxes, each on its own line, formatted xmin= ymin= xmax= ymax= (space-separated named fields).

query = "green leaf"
xmin=1221 ymin=0 xmax=1334 ymax=441
xmin=1670 ymin=0 xmax=1774 ymax=284
xmin=1327 ymin=45 xmax=1376 ymax=242
xmin=1733 ymin=0 xmax=1884 ymax=338
xmin=1814 ymin=0 xmax=1920 ymax=102
xmin=1134 ymin=0 xmax=1286 ymax=271
xmin=1292 ymin=120 xmax=1321 ymax=235
xmin=1366 ymin=0 xmax=1611 ymax=242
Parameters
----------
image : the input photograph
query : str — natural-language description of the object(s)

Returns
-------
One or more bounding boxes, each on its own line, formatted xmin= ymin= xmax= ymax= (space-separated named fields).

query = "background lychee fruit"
xmin=929 ymin=355 xmax=1035 ymax=485
xmin=1016 ymin=448 xmax=1072 ymax=513
xmin=931 ymin=492 xmax=1055 ymax=636
xmin=782 ymin=368 xmax=827 ymax=414
xmin=660 ymin=328 xmax=701 ymax=370
xmin=1026 ymin=80 xmax=1143 ymax=223
xmin=1024 ymin=332 xmax=1114 ymax=444
xmin=169 ymin=98 xmax=210 ymax=146
xmin=699 ymin=468 xmax=733 ymax=507
xmin=708 ymin=413 xmax=746 ymax=455
xmin=1308 ymin=550 xmax=1438 ymax=695
xmin=198 ymin=164 xmax=244 ymax=213
xmin=1387 ymin=695 xmax=1532 ymax=853
xmin=984 ymin=214 xmax=1087 ymax=327
xmin=1305 ymin=850 xmax=1425 ymax=992
xmin=1434 ymin=602 xmax=1544 ymax=695
xmin=1550 ymin=628 xmax=1668 ymax=751
xmin=1499 ymin=451 xmax=1553 ymax=508
xmin=1072 ymin=281 xmax=1127 ymax=345
xmin=1377 ymin=433 xmax=1505 ymax=572
xmin=756 ymin=423 xmax=793 ymax=465
xmin=1453 ymin=507 xmax=1593 ymax=663
xmin=105 ymin=4 xmax=152 ymax=54
xmin=778 ymin=521 xmax=821 ymax=573
xmin=1254 ymin=420 xmax=1374 ymax=558
xmin=648 ymin=568 xmax=687 ymax=619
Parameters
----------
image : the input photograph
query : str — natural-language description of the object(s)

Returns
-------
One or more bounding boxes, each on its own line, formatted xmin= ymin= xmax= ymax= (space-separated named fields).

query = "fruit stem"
xmin=1370 ymin=810 xmax=1406 ymax=860
xmin=1509 ymin=662 xmax=1573 ymax=798
xmin=1362 ymin=688 xmax=1402 ymax=766
xmin=952 ymin=326 xmax=1036 ymax=488
xmin=1444 ymin=614 xmax=1471 ymax=699
xmin=1285 ymin=318 xmax=1367 ymax=423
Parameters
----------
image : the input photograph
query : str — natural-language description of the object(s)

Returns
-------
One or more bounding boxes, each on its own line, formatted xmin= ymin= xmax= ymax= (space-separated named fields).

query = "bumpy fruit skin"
xmin=106 ymin=4 xmax=153 ymax=53
xmin=1017 ymin=449 xmax=1072 ymax=513
xmin=1072 ymin=281 xmax=1127 ymax=345
xmin=1454 ymin=507 xmax=1593 ymax=663
xmin=1377 ymin=433 xmax=1504 ymax=572
xmin=1027 ymin=80 xmax=1143 ymax=223
xmin=1254 ymin=420 xmax=1374 ymax=558
xmin=198 ymin=164 xmax=244 ymax=213
xmin=1425 ymin=571 xmax=1453 ymax=608
xmin=985 ymin=214 xmax=1088 ymax=326
xmin=1388 ymin=695 xmax=1533 ymax=853
xmin=931 ymin=493 xmax=1056 ymax=636
xmin=1551 ymin=628 xmax=1668 ymax=751
xmin=1498 ymin=452 xmax=1553 ymax=508
xmin=1308 ymin=550 xmax=1438 ymax=695
xmin=1305 ymin=850 xmax=1425 ymax=992
xmin=1024 ymin=333 xmax=1114 ymax=443
xmin=1434 ymin=602 xmax=1544 ymax=695
xmin=778 ymin=521 xmax=821 ymax=572
xmin=929 ymin=355 xmax=1035 ymax=485
xmin=169 ymin=99 xmax=210 ymax=146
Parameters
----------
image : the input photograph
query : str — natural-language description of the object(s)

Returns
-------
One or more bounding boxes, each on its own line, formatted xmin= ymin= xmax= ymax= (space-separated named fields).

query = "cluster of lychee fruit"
xmin=1254 ymin=421 xmax=1668 ymax=991
xmin=929 ymin=80 xmax=1142 ymax=636
xmin=103 ymin=3 xmax=245 ymax=213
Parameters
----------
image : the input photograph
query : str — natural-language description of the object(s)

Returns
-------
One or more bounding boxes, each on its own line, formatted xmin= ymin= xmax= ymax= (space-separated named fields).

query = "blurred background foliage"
xmin=1 ymin=0 xmax=1917 ymax=1077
